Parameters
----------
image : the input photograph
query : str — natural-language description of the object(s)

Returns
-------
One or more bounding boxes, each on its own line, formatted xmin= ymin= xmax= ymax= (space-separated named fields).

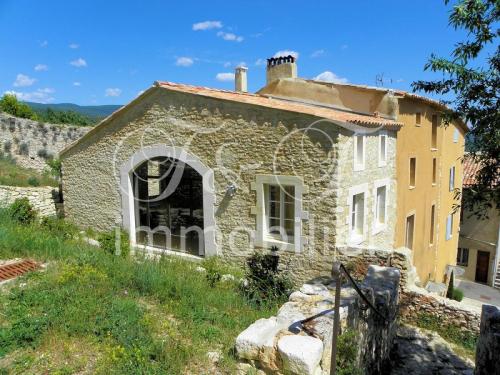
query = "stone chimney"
xmin=266 ymin=55 xmax=297 ymax=84
xmin=235 ymin=66 xmax=248 ymax=92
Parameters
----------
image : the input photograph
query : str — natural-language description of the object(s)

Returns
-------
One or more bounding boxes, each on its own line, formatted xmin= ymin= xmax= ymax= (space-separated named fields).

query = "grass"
xmin=0 ymin=211 xmax=278 ymax=374
xmin=0 ymin=156 xmax=57 ymax=187
xmin=414 ymin=313 xmax=478 ymax=360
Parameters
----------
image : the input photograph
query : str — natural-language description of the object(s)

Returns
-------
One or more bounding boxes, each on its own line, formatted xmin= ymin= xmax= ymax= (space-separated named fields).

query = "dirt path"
xmin=390 ymin=325 xmax=474 ymax=375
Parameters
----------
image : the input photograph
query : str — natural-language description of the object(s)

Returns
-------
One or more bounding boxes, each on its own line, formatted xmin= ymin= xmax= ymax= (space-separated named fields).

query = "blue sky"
xmin=0 ymin=0 xmax=473 ymax=105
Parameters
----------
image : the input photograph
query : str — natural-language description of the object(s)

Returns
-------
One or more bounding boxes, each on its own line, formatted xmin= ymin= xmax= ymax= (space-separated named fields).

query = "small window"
xmin=449 ymin=166 xmax=455 ymax=192
xmin=375 ymin=186 xmax=387 ymax=226
xmin=446 ymin=214 xmax=454 ymax=240
xmin=432 ymin=158 xmax=437 ymax=185
xmin=430 ymin=204 xmax=435 ymax=245
xmin=431 ymin=115 xmax=438 ymax=149
xmin=265 ymin=184 xmax=295 ymax=242
xmin=351 ymin=192 xmax=365 ymax=238
xmin=457 ymin=248 xmax=469 ymax=266
xmin=409 ymin=157 xmax=417 ymax=188
xmin=453 ymin=128 xmax=459 ymax=143
xmin=415 ymin=112 xmax=422 ymax=126
xmin=405 ymin=214 xmax=415 ymax=250
xmin=379 ymin=132 xmax=387 ymax=166
xmin=354 ymin=135 xmax=365 ymax=171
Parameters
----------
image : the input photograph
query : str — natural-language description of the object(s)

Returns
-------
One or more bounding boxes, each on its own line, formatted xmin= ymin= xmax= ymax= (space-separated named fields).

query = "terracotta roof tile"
xmin=463 ymin=155 xmax=484 ymax=188
xmin=156 ymin=81 xmax=403 ymax=128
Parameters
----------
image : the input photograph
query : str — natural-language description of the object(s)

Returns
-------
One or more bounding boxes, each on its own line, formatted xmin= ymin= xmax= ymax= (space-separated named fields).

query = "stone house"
xmin=60 ymin=58 xmax=401 ymax=282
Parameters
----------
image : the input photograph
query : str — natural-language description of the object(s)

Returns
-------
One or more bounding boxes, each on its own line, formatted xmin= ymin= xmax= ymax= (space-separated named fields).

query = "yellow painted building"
xmin=257 ymin=62 xmax=467 ymax=285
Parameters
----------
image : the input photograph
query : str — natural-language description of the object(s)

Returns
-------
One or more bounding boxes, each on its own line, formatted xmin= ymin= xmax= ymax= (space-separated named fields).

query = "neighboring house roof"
xmin=463 ymin=156 xmax=482 ymax=188
xmin=60 ymin=81 xmax=403 ymax=157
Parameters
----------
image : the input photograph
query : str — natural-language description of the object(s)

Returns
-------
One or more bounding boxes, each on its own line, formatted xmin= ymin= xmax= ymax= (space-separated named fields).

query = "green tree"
xmin=412 ymin=0 xmax=499 ymax=217
xmin=0 ymin=94 xmax=38 ymax=120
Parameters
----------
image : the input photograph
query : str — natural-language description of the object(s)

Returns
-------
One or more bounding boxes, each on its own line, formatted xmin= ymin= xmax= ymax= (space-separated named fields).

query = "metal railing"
xmin=296 ymin=261 xmax=389 ymax=375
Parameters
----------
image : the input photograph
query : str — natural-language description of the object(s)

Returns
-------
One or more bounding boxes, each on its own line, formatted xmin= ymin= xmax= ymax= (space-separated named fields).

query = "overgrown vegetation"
xmin=0 ymin=94 xmax=96 ymax=126
xmin=414 ymin=313 xmax=478 ymax=358
xmin=98 ymin=229 xmax=130 ymax=257
xmin=336 ymin=329 xmax=362 ymax=375
xmin=446 ymin=271 xmax=464 ymax=302
xmin=0 ymin=152 xmax=58 ymax=187
xmin=240 ymin=249 xmax=293 ymax=305
xmin=7 ymin=198 xmax=37 ymax=224
xmin=0 ymin=210 xmax=279 ymax=374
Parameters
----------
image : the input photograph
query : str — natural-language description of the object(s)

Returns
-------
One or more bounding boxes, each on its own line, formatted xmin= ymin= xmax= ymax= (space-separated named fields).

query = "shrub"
xmin=18 ymin=141 xmax=29 ymax=155
xmin=3 ymin=140 xmax=11 ymax=153
xmin=0 ymin=94 xmax=38 ymax=120
xmin=37 ymin=148 xmax=52 ymax=159
xmin=98 ymin=228 xmax=130 ymax=257
xmin=45 ymin=158 xmax=62 ymax=179
xmin=241 ymin=250 xmax=293 ymax=305
xmin=27 ymin=176 xmax=40 ymax=187
xmin=8 ymin=198 xmax=37 ymax=224
xmin=203 ymin=257 xmax=223 ymax=287
xmin=452 ymin=288 xmax=464 ymax=302
xmin=446 ymin=271 xmax=455 ymax=299
xmin=336 ymin=329 xmax=362 ymax=375
xmin=40 ymin=216 xmax=78 ymax=240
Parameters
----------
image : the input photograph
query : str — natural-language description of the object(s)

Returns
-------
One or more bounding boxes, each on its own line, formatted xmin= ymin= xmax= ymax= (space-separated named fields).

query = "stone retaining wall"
xmin=475 ymin=304 xmax=500 ymax=375
xmin=0 ymin=185 xmax=60 ymax=217
xmin=235 ymin=265 xmax=400 ymax=375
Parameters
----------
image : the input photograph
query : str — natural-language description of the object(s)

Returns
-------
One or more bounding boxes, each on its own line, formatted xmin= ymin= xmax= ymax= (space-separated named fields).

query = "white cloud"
xmin=40 ymin=40 xmax=48 ymax=47
xmin=314 ymin=71 xmax=348 ymax=84
xmin=311 ymin=49 xmax=325 ymax=58
xmin=273 ymin=50 xmax=299 ymax=59
xmin=255 ymin=58 xmax=266 ymax=66
xmin=73 ymin=82 xmax=81 ymax=86
xmin=192 ymin=20 xmax=222 ymax=31
xmin=70 ymin=58 xmax=87 ymax=67
xmin=34 ymin=64 xmax=48 ymax=71
xmin=175 ymin=57 xmax=194 ymax=67
xmin=105 ymin=88 xmax=122 ymax=97
xmin=13 ymin=74 xmax=36 ymax=87
xmin=5 ymin=88 xmax=55 ymax=103
xmin=223 ymin=61 xmax=231 ymax=68
xmin=215 ymin=72 xmax=235 ymax=82
xmin=69 ymin=43 xmax=79 ymax=49
xmin=217 ymin=31 xmax=243 ymax=42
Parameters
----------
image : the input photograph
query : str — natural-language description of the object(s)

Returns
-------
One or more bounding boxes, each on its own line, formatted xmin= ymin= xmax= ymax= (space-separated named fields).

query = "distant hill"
xmin=25 ymin=102 xmax=122 ymax=120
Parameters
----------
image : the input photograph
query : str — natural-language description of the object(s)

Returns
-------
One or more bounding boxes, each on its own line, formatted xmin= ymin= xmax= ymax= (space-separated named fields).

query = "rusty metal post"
xmin=330 ymin=262 xmax=342 ymax=375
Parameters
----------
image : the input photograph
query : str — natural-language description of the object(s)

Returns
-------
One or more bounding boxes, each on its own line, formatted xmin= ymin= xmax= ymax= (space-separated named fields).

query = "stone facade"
xmin=235 ymin=265 xmax=400 ymax=375
xmin=61 ymin=86 xmax=399 ymax=283
xmin=0 ymin=185 xmax=60 ymax=217
xmin=475 ymin=304 xmax=500 ymax=375
xmin=0 ymin=112 xmax=89 ymax=171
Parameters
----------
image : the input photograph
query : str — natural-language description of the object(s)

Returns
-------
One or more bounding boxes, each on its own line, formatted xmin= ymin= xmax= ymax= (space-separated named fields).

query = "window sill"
xmin=255 ymin=236 xmax=296 ymax=252
xmin=348 ymin=234 xmax=364 ymax=246
xmin=372 ymin=224 xmax=386 ymax=235
xmin=353 ymin=166 xmax=365 ymax=172
xmin=432 ymin=183 xmax=437 ymax=187
xmin=430 ymin=148 xmax=438 ymax=152
xmin=409 ymin=186 xmax=416 ymax=190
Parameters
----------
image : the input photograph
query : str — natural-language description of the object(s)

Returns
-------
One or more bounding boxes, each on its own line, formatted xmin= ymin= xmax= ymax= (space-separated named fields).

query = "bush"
xmin=336 ymin=329 xmax=362 ymax=375
xmin=452 ymin=288 xmax=464 ymax=302
xmin=40 ymin=216 xmax=78 ymax=240
xmin=0 ymin=94 xmax=38 ymax=120
xmin=241 ymin=250 xmax=293 ymax=305
xmin=98 ymin=228 xmax=130 ymax=257
xmin=8 ymin=198 xmax=37 ymax=224
xmin=203 ymin=257 xmax=223 ymax=287
xmin=45 ymin=158 xmax=62 ymax=179
xmin=27 ymin=176 xmax=40 ymax=187
xmin=446 ymin=271 xmax=455 ymax=299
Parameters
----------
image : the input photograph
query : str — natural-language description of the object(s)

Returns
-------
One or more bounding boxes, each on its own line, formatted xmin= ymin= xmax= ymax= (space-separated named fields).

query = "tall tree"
xmin=412 ymin=0 xmax=499 ymax=217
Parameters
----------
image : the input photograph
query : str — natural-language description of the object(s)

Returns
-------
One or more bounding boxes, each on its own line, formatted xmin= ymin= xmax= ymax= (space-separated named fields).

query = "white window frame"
xmin=353 ymin=135 xmax=366 ymax=172
xmin=449 ymin=166 xmax=455 ymax=192
xmin=347 ymin=183 xmax=369 ymax=245
xmin=453 ymin=128 xmax=459 ymax=143
xmin=372 ymin=178 xmax=390 ymax=234
xmin=446 ymin=213 xmax=454 ymax=241
xmin=378 ymin=131 xmax=388 ymax=167
xmin=254 ymin=175 xmax=305 ymax=252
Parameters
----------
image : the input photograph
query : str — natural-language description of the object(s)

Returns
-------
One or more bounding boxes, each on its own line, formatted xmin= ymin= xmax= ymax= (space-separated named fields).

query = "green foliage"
xmin=412 ymin=0 xmax=499 ymax=217
xmin=202 ymin=257 xmax=223 ymax=287
xmin=446 ymin=271 xmax=455 ymax=299
xmin=8 ymin=198 xmax=37 ymax=224
xmin=0 ymin=211 xmax=278 ymax=373
xmin=34 ymin=107 xmax=95 ymax=127
xmin=415 ymin=313 xmax=478 ymax=354
xmin=97 ymin=229 xmax=130 ymax=257
xmin=40 ymin=216 xmax=78 ymax=241
xmin=452 ymin=288 xmax=464 ymax=302
xmin=241 ymin=250 xmax=293 ymax=305
xmin=0 ymin=94 xmax=38 ymax=120
xmin=27 ymin=176 xmax=40 ymax=187
xmin=336 ymin=329 xmax=362 ymax=375
xmin=45 ymin=158 xmax=62 ymax=180
xmin=0 ymin=156 xmax=58 ymax=187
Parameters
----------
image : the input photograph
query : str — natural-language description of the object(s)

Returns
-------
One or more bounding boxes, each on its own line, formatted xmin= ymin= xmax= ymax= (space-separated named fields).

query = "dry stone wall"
xmin=0 ymin=185 xmax=60 ymax=217
xmin=0 ymin=112 xmax=90 ymax=171
xmin=474 ymin=304 xmax=500 ymax=375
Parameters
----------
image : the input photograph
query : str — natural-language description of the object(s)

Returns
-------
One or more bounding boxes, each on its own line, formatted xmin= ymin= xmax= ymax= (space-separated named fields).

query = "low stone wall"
xmin=0 ymin=185 xmax=60 ymax=217
xmin=475 ymin=304 xmax=500 ymax=375
xmin=235 ymin=265 xmax=400 ymax=375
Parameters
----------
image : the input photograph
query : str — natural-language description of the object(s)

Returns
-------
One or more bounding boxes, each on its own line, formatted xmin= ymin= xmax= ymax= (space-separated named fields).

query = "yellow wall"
xmin=395 ymin=99 xmax=465 ymax=284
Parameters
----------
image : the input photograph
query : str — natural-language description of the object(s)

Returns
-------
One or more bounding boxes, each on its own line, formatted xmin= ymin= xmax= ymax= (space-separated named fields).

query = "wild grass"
xmin=0 ymin=155 xmax=57 ymax=187
xmin=0 ymin=211 xmax=278 ymax=374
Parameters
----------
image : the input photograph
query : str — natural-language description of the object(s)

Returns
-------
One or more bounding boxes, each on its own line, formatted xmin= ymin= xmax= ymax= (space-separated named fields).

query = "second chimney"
xmin=266 ymin=55 xmax=297 ymax=84
xmin=235 ymin=66 xmax=248 ymax=92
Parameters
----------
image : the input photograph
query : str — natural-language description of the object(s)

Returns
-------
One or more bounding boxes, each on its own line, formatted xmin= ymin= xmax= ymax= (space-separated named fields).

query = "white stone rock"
xmin=300 ymin=283 xmax=331 ymax=297
xmin=277 ymin=302 xmax=307 ymax=325
xmin=277 ymin=335 xmax=324 ymax=375
xmin=236 ymin=317 xmax=283 ymax=360
xmin=289 ymin=291 xmax=315 ymax=302
xmin=221 ymin=274 xmax=235 ymax=282
xmin=195 ymin=266 xmax=206 ymax=273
